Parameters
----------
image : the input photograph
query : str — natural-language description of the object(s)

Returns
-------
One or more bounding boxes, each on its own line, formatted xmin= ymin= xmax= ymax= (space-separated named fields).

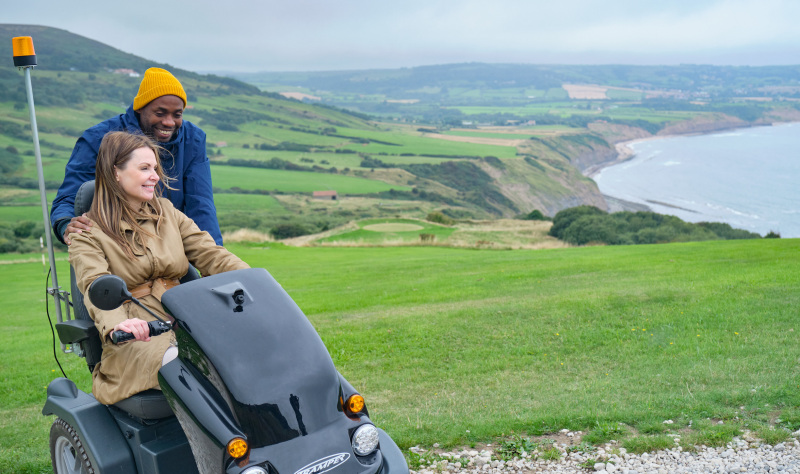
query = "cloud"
xmin=4 ymin=0 xmax=800 ymax=71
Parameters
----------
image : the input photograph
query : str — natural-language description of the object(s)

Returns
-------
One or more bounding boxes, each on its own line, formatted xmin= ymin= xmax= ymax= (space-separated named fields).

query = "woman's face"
xmin=116 ymin=147 xmax=160 ymax=206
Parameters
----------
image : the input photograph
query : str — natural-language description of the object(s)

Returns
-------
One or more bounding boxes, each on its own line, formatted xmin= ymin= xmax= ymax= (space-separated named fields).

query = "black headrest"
xmin=74 ymin=180 xmax=95 ymax=216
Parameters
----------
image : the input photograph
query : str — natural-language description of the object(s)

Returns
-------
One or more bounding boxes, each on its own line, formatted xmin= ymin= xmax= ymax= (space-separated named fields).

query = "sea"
xmin=593 ymin=122 xmax=800 ymax=238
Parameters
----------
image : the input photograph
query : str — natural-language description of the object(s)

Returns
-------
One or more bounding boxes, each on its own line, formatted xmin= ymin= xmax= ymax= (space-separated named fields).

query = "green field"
xmin=316 ymin=218 xmax=456 ymax=244
xmin=3 ymin=238 xmax=800 ymax=472
xmin=213 ymin=193 xmax=287 ymax=213
xmin=210 ymin=165 xmax=411 ymax=194
xmin=448 ymin=104 xmax=700 ymax=123
xmin=442 ymin=131 xmax=533 ymax=140
xmin=0 ymin=204 xmax=49 ymax=226
xmin=333 ymin=127 xmax=519 ymax=158
xmin=215 ymin=148 xmax=474 ymax=168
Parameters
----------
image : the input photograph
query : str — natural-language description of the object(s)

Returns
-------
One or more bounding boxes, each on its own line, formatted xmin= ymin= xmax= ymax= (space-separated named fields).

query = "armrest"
xmin=55 ymin=319 xmax=98 ymax=345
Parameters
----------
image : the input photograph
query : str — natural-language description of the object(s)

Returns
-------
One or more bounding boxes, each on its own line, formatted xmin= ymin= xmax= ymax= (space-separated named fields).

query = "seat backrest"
xmin=74 ymin=179 xmax=96 ymax=217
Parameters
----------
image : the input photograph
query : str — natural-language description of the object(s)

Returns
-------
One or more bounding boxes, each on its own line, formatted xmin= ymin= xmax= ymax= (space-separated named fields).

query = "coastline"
xmin=586 ymin=120 xmax=800 ymax=180
xmin=583 ymin=135 xmax=664 ymax=179
xmin=586 ymin=121 xmax=800 ymax=214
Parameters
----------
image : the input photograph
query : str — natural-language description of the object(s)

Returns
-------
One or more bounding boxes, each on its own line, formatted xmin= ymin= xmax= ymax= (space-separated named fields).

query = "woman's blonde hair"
xmin=89 ymin=131 xmax=175 ymax=259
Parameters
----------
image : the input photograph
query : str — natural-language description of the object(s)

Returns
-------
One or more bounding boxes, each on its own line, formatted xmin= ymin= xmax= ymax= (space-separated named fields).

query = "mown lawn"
xmin=2 ymin=238 xmax=799 ymax=472
xmin=316 ymin=218 xmax=456 ymax=245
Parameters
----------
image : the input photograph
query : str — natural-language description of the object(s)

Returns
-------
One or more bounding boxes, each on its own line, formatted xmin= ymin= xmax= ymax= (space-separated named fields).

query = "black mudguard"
xmin=42 ymin=377 xmax=137 ymax=474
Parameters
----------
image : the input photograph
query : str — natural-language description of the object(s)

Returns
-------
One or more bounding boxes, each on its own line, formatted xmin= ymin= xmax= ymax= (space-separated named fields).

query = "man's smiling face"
xmin=137 ymin=95 xmax=184 ymax=142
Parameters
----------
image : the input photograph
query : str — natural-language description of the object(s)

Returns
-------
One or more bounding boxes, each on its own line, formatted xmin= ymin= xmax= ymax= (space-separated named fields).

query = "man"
xmin=51 ymin=68 xmax=223 ymax=245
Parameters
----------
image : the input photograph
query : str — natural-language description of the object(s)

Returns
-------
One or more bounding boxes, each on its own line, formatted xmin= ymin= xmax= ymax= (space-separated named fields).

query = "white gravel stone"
xmin=409 ymin=434 xmax=800 ymax=474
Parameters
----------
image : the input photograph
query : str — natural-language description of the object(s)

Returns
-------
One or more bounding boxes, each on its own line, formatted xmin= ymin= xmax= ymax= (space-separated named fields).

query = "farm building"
xmin=312 ymin=190 xmax=338 ymax=200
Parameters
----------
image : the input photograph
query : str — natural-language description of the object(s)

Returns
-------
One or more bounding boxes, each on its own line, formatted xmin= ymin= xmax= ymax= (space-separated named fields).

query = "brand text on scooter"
xmin=294 ymin=453 xmax=350 ymax=474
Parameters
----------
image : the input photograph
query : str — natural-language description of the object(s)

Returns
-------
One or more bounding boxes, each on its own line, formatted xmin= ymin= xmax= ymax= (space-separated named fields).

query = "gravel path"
xmin=409 ymin=431 xmax=800 ymax=473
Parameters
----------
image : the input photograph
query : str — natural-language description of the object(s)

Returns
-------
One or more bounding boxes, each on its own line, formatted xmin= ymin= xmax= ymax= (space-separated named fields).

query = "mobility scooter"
xmin=44 ymin=181 xmax=409 ymax=474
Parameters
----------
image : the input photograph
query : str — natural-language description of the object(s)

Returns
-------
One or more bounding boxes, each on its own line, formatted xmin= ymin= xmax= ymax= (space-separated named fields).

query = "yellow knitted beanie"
xmin=133 ymin=68 xmax=187 ymax=111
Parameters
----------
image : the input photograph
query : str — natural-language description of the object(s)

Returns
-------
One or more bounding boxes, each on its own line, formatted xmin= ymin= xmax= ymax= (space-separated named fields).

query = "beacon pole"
xmin=13 ymin=36 xmax=72 ymax=349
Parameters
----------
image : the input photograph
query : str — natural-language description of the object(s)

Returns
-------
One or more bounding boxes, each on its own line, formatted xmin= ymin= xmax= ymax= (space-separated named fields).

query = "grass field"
xmin=214 ymin=193 xmax=287 ymax=213
xmin=333 ymin=127 xmax=519 ymax=158
xmin=210 ymin=165 xmax=411 ymax=193
xmin=442 ymin=131 xmax=533 ymax=140
xmin=3 ymin=238 xmax=800 ymax=472
xmin=314 ymin=218 xmax=563 ymax=249
xmin=315 ymin=218 xmax=457 ymax=245
xmin=447 ymin=104 xmax=700 ymax=124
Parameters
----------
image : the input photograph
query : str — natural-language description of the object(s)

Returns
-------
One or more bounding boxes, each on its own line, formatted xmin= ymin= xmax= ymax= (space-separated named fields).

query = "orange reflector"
xmin=227 ymin=438 xmax=248 ymax=458
xmin=346 ymin=394 xmax=365 ymax=414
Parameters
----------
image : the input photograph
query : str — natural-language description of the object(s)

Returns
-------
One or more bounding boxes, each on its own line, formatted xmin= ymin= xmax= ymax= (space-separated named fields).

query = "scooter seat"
xmin=113 ymin=389 xmax=173 ymax=420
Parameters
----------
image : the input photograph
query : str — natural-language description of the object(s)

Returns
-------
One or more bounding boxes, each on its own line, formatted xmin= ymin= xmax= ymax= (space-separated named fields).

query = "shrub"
xmin=360 ymin=156 xmax=391 ymax=169
xmin=550 ymin=207 xmax=763 ymax=246
xmin=269 ymin=223 xmax=311 ymax=240
xmin=549 ymin=206 xmax=606 ymax=239
xmin=482 ymin=155 xmax=505 ymax=169
xmin=697 ymin=221 xmax=761 ymax=239
xmin=14 ymin=221 xmax=39 ymax=239
xmin=426 ymin=211 xmax=455 ymax=226
xmin=633 ymin=225 xmax=679 ymax=244
xmin=522 ymin=209 xmax=550 ymax=221
xmin=0 ymin=148 xmax=24 ymax=175
xmin=0 ymin=224 xmax=40 ymax=253
xmin=561 ymin=215 xmax=623 ymax=246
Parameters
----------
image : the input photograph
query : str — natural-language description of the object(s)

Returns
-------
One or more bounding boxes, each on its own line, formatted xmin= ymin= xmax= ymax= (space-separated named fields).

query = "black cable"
xmin=45 ymin=267 xmax=68 ymax=379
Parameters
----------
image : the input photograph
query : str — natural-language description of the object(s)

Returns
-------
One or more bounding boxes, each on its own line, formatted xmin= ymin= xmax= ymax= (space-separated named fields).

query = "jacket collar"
xmin=118 ymin=202 xmax=161 ymax=256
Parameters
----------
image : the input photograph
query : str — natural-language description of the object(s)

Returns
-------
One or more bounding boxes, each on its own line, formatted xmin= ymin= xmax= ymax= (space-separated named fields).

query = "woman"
xmin=68 ymin=131 xmax=249 ymax=406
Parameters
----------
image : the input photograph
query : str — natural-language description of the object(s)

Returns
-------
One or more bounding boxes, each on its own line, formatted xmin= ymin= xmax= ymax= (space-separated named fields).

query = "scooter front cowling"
xmin=159 ymin=268 xmax=404 ymax=474
xmin=162 ymin=268 xmax=342 ymax=446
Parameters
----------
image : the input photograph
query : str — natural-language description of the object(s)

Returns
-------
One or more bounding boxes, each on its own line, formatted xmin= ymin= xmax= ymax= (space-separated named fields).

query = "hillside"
xmin=231 ymin=63 xmax=800 ymax=100
xmin=230 ymin=63 xmax=800 ymax=123
xmin=0 ymin=25 xmax=632 ymax=253
xmin=229 ymin=64 xmax=800 ymax=145
xmin=3 ymin=26 xmax=796 ymax=254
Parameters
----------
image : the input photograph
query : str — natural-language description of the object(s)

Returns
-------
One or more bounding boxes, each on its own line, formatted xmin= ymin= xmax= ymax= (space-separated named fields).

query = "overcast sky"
xmin=6 ymin=0 xmax=800 ymax=73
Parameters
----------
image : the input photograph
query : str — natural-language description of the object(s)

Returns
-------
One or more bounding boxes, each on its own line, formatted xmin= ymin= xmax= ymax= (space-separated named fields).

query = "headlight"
xmin=352 ymin=424 xmax=380 ymax=456
xmin=242 ymin=467 xmax=267 ymax=474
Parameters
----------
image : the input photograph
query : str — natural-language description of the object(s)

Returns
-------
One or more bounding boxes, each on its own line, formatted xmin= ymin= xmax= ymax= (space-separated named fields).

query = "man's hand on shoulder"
xmin=64 ymin=214 xmax=92 ymax=245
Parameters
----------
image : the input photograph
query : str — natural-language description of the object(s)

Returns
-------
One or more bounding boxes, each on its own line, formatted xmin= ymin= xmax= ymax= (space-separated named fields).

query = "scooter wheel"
xmin=49 ymin=418 xmax=95 ymax=474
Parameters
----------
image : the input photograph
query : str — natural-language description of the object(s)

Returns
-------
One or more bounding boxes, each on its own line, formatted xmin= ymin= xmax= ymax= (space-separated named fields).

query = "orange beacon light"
xmin=12 ymin=36 xmax=37 ymax=67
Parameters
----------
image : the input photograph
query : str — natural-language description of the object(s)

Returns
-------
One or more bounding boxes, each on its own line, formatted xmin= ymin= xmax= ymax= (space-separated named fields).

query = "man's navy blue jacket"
xmin=50 ymin=105 xmax=223 ymax=245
